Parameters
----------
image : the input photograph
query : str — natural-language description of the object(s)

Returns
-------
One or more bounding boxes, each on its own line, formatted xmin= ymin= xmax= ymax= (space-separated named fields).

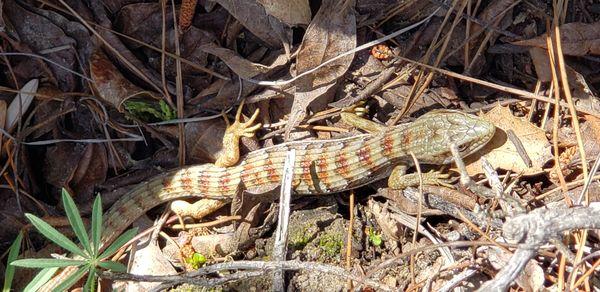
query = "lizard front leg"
xmin=171 ymin=102 xmax=261 ymax=219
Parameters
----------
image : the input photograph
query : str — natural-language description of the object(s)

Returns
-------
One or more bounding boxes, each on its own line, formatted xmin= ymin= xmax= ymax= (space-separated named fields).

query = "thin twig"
xmin=272 ymin=149 xmax=295 ymax=290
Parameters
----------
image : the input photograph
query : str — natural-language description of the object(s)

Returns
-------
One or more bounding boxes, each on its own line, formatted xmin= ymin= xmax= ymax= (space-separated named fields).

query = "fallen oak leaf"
xmin=465 ymin=105 xmax=552 ymax=176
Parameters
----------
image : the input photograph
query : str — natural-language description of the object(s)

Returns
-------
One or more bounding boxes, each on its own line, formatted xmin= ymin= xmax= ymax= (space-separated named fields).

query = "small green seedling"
xmin=368 ymin=227 xmax=383 ymax=247
xmin=10 ymin=189 xmax=137 ymax=291
xmin=185 ymin=253 xmax=207 ymax=270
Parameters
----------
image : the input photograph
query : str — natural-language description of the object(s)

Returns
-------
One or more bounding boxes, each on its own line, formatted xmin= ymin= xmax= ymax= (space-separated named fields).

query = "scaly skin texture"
xmin=40 ymin=110 xmax=495 ymax=291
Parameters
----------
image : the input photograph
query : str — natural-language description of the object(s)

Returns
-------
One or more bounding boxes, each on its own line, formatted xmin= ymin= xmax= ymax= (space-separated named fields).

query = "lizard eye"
xmin=457 ymin=143 xmax=469 ymax=152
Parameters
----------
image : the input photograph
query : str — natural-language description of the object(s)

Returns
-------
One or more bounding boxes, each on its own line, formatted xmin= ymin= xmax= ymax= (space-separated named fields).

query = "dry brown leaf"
xmin=527 ymin=48 xmax=600 ymax=112
xmin=44 ymin=142 xmax=108 ymax=202
xmin=465 ymin=105 xmax=551 ymax=175
xmin=473 ymin=0 xmax=516 ymax=34
xmin=0 ymin=100 xmax=5 ymax=154
xmin=257 ymin=0 xmax=311 ymax=26
xmin=117 ymin=3 xmax=214 ymax=81
xmin=202 ymin=49 xmax=289 ymax=109
xmin=44 ymin=143 xmax=86 ymax=194
xmin=90 ymin=51 xmax=159 ymax=111
xmin=200 ymin=42 xmax=287 ymax=79
xmin=70 ymin=143 xmax=108 ymax=202
xmin=286 ymin=0 xmax=356 ymax=137
xmin=3 ymin=0 xmax=77 ymax=91
xmin=213 ymin=0 xmax=291 ymax=53
xmin=556 ymin=115 xmax=600 ymax=165
xmin=485 ymin=246 xmax=544 ymax=291
xmin=128 ymin=241 xmax=177 ymax=291
xmin=185 ymin=118 xmax=227 ymax=163
xmin=527 ymin=47 xmax=552 ymax=82
xmin=513 ymin=22 xmax=600 ymax=56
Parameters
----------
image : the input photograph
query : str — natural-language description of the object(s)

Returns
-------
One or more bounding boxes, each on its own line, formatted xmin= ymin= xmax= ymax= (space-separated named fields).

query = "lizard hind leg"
xmin=170 ymin=199 xmax=228 ymax=220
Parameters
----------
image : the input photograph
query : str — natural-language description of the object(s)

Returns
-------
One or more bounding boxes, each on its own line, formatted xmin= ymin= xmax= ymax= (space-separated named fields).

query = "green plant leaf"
xmin=97 ymin=261 xmax=127 ymax=273
xmin=370 ymin=234 xmax=382 ymax=246
xmin=84 ymin=267 xmax=97 ymax=292
xmin=3 ymin=231 xmax=23 ymax=292
xmin=61 ymin=189 xmax=91 ymax=255
xmin=91 ymin=195 xmax=102 ymax=255
xmin=11 ymin=258 xmax=87 ymax=268
xmin=23 ymin=267 xmax=59 ymax=292
xmin=159 ymin=100 xmax=176 ymax=120
xmin=24 ymin=213 xmax=86 ymax=258
xmin=98 ymin=228 xmax=138 ymax=259
xmin=52 ymin=265 xmax=89 ymax=292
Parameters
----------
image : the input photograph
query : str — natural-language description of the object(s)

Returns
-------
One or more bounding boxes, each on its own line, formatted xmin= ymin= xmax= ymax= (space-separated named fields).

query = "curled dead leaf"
xmin=90 ymin=51 xmax=159 ymax=111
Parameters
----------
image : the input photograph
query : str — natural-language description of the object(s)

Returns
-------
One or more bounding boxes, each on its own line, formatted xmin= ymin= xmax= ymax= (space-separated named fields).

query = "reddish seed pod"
xmin=371 ymin=44 xmax=392 ymax=60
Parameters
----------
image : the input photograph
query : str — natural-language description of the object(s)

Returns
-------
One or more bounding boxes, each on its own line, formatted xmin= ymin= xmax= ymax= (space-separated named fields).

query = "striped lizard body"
xmin=41 ymin=110 xmax=495 ymax=291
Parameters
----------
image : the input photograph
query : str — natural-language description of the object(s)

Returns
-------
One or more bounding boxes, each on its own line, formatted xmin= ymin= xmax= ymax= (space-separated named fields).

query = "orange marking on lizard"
xmin=264 ymin=159 xmax=280 ymax=183
xmin=335 ymin=152 xmax=351 ymax=179
xmin=197 ymin=172 xmax=210 ymax=193
xmin=240 ymin=163 xmax=253 ymax=183
xmin=179 ymin=176 xmax=194 ymax=192
xmin=316 ymin=154 xmax=330 ymax=185
xmin=358 ymin=145 xmax=374 ymax=168
xmin=401 ymin=132 xmax=412 ymax=146
xmin=300 ymin=155 xmax=313 ymax=184
xmin=382 ymin=134 xmax=395 ymax=157
xmin=219 ymin=175 xmax=231 ymax=192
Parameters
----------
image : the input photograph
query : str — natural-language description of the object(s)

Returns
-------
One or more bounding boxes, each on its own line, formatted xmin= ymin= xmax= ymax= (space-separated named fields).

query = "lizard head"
xmin=410 ymin=110 xmax=496 ymax=164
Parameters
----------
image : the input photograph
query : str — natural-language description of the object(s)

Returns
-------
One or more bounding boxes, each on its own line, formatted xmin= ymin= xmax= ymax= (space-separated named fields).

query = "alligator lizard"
xmin=40 ymin=109 xmax=495 ymax=291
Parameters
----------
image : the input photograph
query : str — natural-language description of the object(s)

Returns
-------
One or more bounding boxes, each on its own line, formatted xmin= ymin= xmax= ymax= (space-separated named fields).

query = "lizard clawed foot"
xmin=340 ymin=102 xmax=386 ymax=134
xmin=343 ymin=100 xmax=368 ymax=117
xmin=215 ymin=100 xmax=262 ymax=167
xmin=421 ymin=170 xmax=455 ymax=188
xmin=224 ymin=100 xmax=262 ymax=139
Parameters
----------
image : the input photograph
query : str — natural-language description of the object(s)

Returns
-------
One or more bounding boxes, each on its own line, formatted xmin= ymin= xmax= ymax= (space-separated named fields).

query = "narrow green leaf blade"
xmin=62 ymin=188 xmax=91 ymax=255
xmin=52 ymin=266 xmax=88 ymax=292
xmin=84 ymin=268 xmax=97 ymax=292
xmin=23 ymin=267 xmax=59 ymax=292
xmin=10 ymin=258 xmax=87 ymax=268
xmin=3 ymin=231 xmax=23 ymax=292
xmin=97 ymin=261 xmax=127 ymax=273
xmin=24 ymin=214 xmax=86 ymax=258
xmin=98 ymin=228 xmax=138 ymax=259
xmin=91 ymin=195 xmax=102 ymax=255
